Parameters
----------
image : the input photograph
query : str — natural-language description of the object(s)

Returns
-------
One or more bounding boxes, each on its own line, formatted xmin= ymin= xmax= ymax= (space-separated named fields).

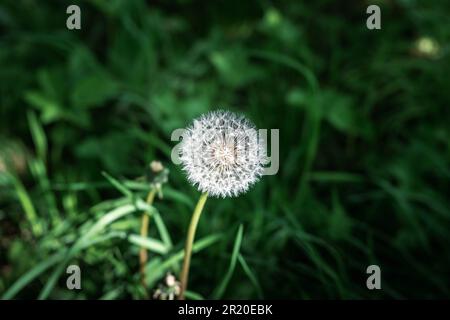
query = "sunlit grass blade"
xmin=128 ymin=234 xmax=169 ymax=254
xmin=7 ymin=172 xmax=42 ymax=237
xmin=29 ymin=159 xmax=60 ymax=223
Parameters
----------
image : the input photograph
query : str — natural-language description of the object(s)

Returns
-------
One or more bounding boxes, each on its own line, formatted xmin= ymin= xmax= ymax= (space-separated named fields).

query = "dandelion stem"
xmin=179 ymin=192 xmax=208 ymax=300
xmin=139 ymin=188 xmax=157 ymax=296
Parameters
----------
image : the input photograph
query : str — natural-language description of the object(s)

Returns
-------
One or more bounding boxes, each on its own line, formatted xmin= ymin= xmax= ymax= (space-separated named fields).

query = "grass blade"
xmin=238 ymin=254 xmax=263 ymax=299
xmin=128 ymin=234 xmax=168 ymax=254
xmin=27 ymin=110 xmax=47 ymax=161
xmin=212 ymin=225 xmax=244 ymax=299
xmin=7 ymin=172 xmax=42 ymax=237
xmin=101 ymin=171 xmax=133 ymax=198
xmin=153 ymin=211 xmax=173 ymax=249
xmin=1 ymin=252 xmax=63 ymax=299
xmin=37 ymin=202 xmax=143 ymax=299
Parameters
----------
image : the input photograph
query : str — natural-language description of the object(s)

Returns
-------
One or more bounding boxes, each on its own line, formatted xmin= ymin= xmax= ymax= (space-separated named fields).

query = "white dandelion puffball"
xmin=179 ymin=110 xmax=266 ymax=198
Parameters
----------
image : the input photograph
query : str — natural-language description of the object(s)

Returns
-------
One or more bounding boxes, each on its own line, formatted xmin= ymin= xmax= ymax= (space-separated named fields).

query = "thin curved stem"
xmin=139 ymin=188 xmax=157 ymax=295
xmin=179 ymin=192 xmax=208 ymax=300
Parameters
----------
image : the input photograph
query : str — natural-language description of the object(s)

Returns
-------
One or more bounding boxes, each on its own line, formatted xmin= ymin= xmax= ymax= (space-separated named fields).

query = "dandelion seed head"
xmin=179 ymin=110 xmax=266 ymax=198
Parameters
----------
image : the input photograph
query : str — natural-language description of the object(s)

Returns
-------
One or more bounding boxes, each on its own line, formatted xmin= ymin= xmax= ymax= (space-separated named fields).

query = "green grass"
xmin=0 ymin=0 xmax=449 ymax=299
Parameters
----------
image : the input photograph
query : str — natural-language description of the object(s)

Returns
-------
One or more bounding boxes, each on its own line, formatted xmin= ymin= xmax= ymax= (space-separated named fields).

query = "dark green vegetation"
xmin=1 ymin=0 xmax=449 ymax=299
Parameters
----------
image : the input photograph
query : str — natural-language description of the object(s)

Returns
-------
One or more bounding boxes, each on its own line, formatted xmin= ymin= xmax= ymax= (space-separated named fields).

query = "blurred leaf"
xmin=210 ymin=48 xmax=262 ymax=88
xmin=71 ymin=73 xmax=118 ymax=109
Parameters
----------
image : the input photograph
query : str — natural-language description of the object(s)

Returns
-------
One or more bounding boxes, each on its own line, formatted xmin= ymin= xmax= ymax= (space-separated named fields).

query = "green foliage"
xmin=0 ymin=0 xmax=449 ymax=299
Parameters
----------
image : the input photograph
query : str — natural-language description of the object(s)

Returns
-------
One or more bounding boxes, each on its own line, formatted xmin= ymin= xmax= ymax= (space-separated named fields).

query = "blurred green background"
xmin=1 ymin=0 xmax=449 ymax=299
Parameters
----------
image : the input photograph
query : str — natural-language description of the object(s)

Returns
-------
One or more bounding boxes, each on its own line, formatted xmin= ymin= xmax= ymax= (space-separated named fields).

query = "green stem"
xmin=139 ymin=188 xmax=157 ymax=296
xmin=179 ymin=192 xmax=208 ymax=300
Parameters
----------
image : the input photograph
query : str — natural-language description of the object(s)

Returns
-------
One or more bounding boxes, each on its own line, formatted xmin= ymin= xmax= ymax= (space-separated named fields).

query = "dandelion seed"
xmin=179 ymin=110 xmax=266 ymax=198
